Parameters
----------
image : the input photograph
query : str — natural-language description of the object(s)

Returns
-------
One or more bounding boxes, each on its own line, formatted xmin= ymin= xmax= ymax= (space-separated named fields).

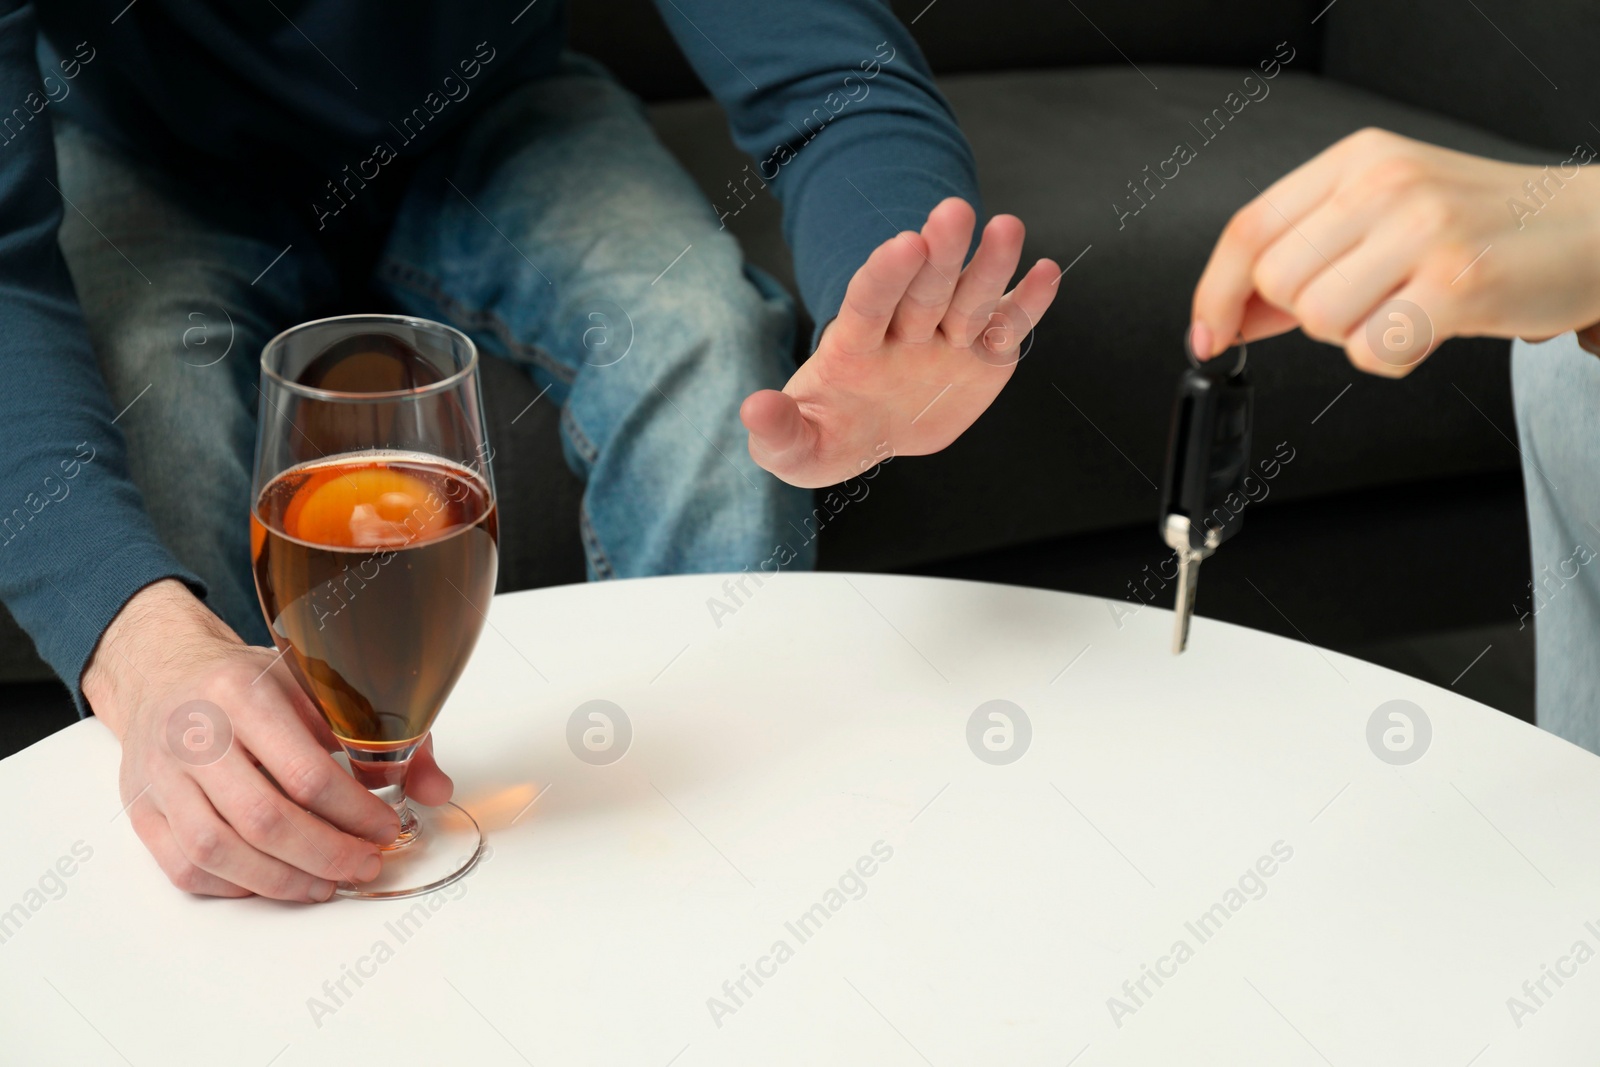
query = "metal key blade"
xmin=1171 ymin=548 xmax=1202 ymax=654
xmin=1163 ymin=514 xmax=1211 ymax=655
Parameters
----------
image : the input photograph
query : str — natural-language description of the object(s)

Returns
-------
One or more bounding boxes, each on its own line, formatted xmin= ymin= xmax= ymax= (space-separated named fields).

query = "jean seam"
xmin=560 ymin=405 xmax=600 ymax=467
xmin=578 ymin=500 xmax=615 ymax=579
xmin=375 ymin=256 xmax=576 ymax=385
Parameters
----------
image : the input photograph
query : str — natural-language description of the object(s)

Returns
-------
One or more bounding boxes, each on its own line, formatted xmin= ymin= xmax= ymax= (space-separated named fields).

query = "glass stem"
xmin=345 ymin=744 xmax=422 ymax=849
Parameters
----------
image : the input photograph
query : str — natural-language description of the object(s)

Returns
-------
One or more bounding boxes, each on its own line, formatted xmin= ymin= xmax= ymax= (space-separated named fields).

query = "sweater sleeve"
xmin=0 ymin=0 xmax=201 ymax=711
xmin=651 ymin=0 xmax=982 ymax=345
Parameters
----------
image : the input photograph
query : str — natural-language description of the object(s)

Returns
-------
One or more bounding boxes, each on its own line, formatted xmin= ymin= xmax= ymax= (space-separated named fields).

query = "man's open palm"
xmin=741 ymin=198 xmax=1061 ymax=488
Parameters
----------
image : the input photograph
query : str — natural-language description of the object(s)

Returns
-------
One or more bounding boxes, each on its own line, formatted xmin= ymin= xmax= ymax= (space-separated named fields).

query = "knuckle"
xmin=183 ymin=823 xmax=227 ymax=868
xmin=168 ymin=863 xmax=208 ymax=894
xmin=277 ymin=753 xmax=333 ymax=805
xmin=1295 ymin=294 xmax=1344 ymax=342
xmin=261 ymin=867 xmax=305 ymax=901
xmin=900 ymin=287 xmax=949 ymax=313
xmin=127 ymin=800 xmax=160 ymax=837
xmin=1358 ymin=156 xmax=1430 ymax=200
xmin=1399 ymin=193 xmax=1455 ymax=240
xmin=939 ymin=310 xmax=974 ymax=345
xmin=233 ymin=793 xmax=285 ymax=843
xmin=133 ymin=744 xmax=166 ymax=781
xmin=334 ymin=844 xmax=374 ymax=880
xmin=206 ymin=668 xmax=252 ymax=706
xmin=1345 ymin=344 xmax=1382 ymax=375
xmin=1251 ymin=258 xmax=1297 ymax=310
xmin=1224 ymin=201 xmax=1276 ymax=249
xmin=1434 ymin=242 xmax=1487 ymax=292
xmin=840 ymin=293 xmax=881 ymax=328
xmin=1346 ymin=341 xmax=1409 ymax=378
xmin=1329 ymin=177 xmax=1380 ymax=217
xmin=1345 ymin=126 xmax=1386 ymax=149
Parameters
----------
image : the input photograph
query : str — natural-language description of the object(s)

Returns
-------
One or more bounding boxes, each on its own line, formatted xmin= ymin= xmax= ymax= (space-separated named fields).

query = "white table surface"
xmin=3 ymin=573 xmax=1599 ymax=1065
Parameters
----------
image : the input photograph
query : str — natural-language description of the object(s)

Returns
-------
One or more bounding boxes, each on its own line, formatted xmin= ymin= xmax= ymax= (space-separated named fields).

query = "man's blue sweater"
xmin=0 ymin=0 xmax=979 ymax=703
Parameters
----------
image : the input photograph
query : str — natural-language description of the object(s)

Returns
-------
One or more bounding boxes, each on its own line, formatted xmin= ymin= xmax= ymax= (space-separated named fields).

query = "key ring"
xmin=1185 ymin=333 xmax=1248 ymax=379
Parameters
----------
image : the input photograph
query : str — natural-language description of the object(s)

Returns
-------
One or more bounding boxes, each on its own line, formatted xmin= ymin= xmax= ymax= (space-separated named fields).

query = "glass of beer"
xmin=251 ymin=314 xmax=498 ymax=899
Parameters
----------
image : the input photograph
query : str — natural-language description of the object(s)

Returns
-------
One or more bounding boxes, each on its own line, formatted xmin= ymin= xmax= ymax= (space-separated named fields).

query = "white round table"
xmin=3 ymin=574 xmax=1598 ymax=1065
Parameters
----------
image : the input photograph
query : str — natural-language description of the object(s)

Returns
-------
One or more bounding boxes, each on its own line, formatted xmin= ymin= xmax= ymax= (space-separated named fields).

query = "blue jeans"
xmin=55 ymin=53 xmax=813 ymax=647
xmin=1513 ymin=334 xmax=1600 ymax=753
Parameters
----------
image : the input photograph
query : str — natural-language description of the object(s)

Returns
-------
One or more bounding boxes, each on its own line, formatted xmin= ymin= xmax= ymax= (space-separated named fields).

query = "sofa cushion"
xmin=1321 ymin=0 xmax=1600 ymax=154
xmin=479 ymin=353 xmax=587 ymax=593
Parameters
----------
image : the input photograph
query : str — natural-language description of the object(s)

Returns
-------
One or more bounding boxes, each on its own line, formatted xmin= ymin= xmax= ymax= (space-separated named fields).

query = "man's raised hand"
xmin=741 ymin=197 xmax=1061 ymax=487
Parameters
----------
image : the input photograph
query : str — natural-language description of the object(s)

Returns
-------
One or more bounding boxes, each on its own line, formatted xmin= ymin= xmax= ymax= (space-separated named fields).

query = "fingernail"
xmin=309 ymin=879 xmax=336 ymax=903
xmin=1187 ymin=321 xmax=1214 ymax=361
xmin=357 ymin=854 xmax=383 ymax=882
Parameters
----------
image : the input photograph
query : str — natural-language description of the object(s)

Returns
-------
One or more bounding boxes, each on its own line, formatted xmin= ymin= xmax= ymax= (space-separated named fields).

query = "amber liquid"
xmin=252 ymin=453 xmax=498 ymax=749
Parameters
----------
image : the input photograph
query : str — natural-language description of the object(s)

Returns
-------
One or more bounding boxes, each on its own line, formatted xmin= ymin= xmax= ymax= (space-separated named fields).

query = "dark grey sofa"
xmin=3 ymin=0 xmax=1591 ymax=686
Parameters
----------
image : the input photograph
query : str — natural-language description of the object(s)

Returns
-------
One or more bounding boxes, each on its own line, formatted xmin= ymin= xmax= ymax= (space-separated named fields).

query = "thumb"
xmin=740 ymin=389 xmax=822 ymax=485
xmin=740 ymin=389 xmax=805 ymax=451
xmin=406 ymin=735 xmax=454 ymax=807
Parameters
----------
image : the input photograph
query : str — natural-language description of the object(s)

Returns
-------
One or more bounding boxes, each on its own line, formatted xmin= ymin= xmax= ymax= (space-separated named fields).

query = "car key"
xmin=1159 ymin=340 xmax=1252 ymax=653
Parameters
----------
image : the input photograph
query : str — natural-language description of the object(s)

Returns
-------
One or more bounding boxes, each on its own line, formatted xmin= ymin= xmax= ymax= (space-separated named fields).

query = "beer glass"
xmin=252 ymin=315 xmax=497 ymax=898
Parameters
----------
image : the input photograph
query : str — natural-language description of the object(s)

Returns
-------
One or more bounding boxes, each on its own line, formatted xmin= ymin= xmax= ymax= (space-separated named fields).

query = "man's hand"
xmin=84 ymin=579 xmax=454 ymax=900
xmin=741 ymin=197 xmax=1061 ymax=487
xmin=1190 ymin=127 xmax=1600 ymax=376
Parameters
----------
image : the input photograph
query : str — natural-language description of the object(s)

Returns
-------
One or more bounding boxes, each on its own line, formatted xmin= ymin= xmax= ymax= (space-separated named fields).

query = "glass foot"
xmin=336 ymin=800 xmax=484 ymax=899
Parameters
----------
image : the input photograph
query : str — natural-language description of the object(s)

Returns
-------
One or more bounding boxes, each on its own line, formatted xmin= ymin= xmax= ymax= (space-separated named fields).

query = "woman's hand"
xmin=1190 ymin=127 xmax=1600 ymax=375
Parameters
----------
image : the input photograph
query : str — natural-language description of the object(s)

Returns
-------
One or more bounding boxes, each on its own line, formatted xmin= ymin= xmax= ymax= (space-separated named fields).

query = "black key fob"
xmin=1160 ymin=342 xmax=1252 ymax=553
